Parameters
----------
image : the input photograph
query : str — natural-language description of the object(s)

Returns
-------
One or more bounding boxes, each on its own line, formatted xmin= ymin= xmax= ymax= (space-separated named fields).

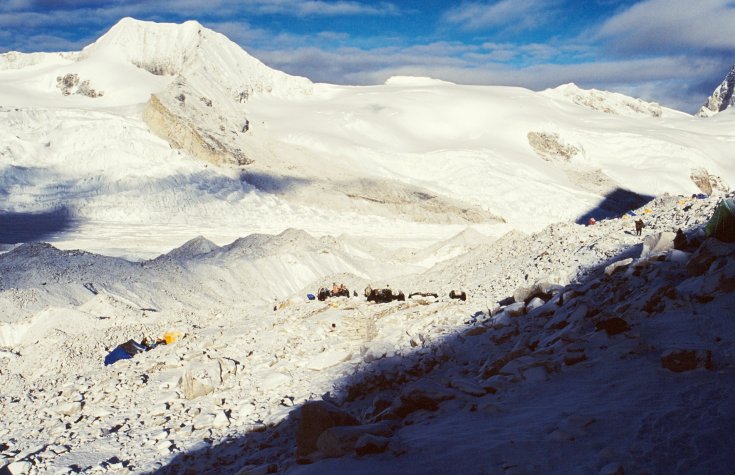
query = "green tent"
xmin=705 ymin=198 xmax=735 ymax=242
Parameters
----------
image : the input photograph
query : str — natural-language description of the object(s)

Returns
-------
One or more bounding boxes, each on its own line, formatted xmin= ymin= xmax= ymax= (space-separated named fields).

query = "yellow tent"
xmin=163 ymin=331 xmax=184 ymax=344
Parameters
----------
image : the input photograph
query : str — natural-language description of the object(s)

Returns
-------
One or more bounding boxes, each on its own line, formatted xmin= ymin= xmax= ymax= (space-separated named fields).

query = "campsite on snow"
xmin=1 ymin=17 xmax=735 ymax=475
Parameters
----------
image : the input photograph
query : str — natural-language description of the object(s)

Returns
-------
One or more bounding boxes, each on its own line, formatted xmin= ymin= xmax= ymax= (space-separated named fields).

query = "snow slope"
xmin=1 ymin=19 xmax=734 ymax=258
xmin=1 ymin=18 xmax=735 ymax=475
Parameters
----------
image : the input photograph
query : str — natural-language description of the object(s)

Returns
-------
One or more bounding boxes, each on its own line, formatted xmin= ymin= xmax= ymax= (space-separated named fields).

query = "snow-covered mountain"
xmin=2 ymin=17 xmax=735 ymax=475
xmin=1 ymin=18 xmax=733 ymax=259
xmin=698 ymin=64 xmax=735 ymax=117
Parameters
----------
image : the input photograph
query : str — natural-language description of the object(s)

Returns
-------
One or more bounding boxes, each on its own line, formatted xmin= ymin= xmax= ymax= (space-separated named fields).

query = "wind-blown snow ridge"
xmin=543 ymin=83 xmax=666 ymax=118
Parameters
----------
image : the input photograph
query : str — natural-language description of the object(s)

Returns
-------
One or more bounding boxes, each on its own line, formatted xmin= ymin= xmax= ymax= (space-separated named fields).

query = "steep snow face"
xmin=0 ymin=17 xmax=312 ymax=110
xmin=81 ymin=17 xmax=313 ymax=100
xmin=698 ymin=64 xmax=735 ymax=117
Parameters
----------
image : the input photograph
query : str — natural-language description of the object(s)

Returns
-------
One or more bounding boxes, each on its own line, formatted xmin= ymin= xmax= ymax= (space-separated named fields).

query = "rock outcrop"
xmin=697 ymin=64 xmax=735 ymax=117
xmin=143 ymin=93 xmax=251 ymax=166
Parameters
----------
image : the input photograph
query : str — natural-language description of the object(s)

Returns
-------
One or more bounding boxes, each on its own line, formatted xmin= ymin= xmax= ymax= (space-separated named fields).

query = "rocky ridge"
xmin=698 ymin=64 xmax=735 ymax=117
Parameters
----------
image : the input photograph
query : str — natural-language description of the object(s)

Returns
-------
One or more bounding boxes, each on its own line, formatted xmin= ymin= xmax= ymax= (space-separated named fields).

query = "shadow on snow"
xmin=239 ymin=171 xmax=311 ymax=195
xmin=576 ymin=188 xmax=655 ymax=225
xmin=0 ymin=206 xmax=76 ymax=244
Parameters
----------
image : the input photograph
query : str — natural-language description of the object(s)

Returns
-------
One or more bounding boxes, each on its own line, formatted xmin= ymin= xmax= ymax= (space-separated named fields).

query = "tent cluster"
xmin=104 ymin=331 xmax=183 ymax=366
xmin=705 ymin=198 xmax=735 ymax=243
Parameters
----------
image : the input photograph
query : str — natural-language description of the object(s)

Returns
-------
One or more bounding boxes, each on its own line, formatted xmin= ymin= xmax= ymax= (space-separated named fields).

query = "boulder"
xmin=394 ymin=378 xmax=455 ymax=416
xmin=661 ymin=349 xmax=713 ymax=372
xmin=180 ymin=359 xmax=222 ymax=400
xmin=1 ymin=461 xmax=32 ymax=475
xmin=295 ymin=401 xmax=359 ymax=456
xmin=317 ymin=422 xmax=393 ymax=458
xmin=526 ymin=297 xmax=545 ymax=312
xmin=192 ymin=413 xmax=216 ymax=430
xmin=686 ymin=239 xmax=735 ymax=276
xmin=355 ymin=434 xmax=391 ymax=456
xmin=235 ymin=464 xmax=279 ymax=475
xmin=702 ymin=259 xmax=735 ymax=294
xmin=504 ymin=302 xmax=526 ymax=317
xmin=595 ymin=317 xmax=630 ymax=336
xmin=641 ymin=232 xmax=676 ymax=259
xmin=599 ymin=462 xmax=625 ymax=475
xmin=512 ymin=286 xmax=534 ymax=305
xmin=449 ymin=377 xmax=487 ymax=397
xmin=212 ymin=410 xmax=230 ymax=429
xmin=54 ymin=401 xmax=82 ymax=417
xmin=604 ymin=258 xmax=633 ymax=276
xmin=513 ymin=282 xmax=556 ymax=305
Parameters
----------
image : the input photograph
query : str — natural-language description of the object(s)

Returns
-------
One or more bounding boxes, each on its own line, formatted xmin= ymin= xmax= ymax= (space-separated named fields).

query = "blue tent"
xmin=104 ymin=340 xmax=145 ymax=366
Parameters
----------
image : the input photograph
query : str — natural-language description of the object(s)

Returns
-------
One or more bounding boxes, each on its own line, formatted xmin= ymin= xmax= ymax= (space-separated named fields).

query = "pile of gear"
xmin=104 ymin=331 xmax=184 ymax=366
xmin=317 ymin=283 xmax=351 ymax=301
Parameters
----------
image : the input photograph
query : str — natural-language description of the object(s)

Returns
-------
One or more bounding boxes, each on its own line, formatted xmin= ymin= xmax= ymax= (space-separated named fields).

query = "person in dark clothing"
xmin=635 ymin=219 xmax=645 ymax=236
xmin=674 ymin=229 xmax=688 ymax=250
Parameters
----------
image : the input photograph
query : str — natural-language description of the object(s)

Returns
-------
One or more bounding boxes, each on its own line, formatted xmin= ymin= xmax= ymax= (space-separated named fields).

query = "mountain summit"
xmin=82 ymin=17 xmax=313 ymax=98
xmin=697 ymin=64 xmax=735 ymax=117
xmin=86 ymin=18 xmax=315 ymax=166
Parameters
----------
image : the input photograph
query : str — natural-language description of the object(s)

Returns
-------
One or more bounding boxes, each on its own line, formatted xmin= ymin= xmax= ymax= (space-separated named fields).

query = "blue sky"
xmin=1 ymin=0 xmax=734 ymax=112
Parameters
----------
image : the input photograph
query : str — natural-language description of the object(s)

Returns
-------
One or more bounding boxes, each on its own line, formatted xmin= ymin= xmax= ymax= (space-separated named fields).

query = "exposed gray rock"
xmin=697 ymin=64 xmax=735 ymax=117
xmin=527 ymin=131 xmax=581 ymax=162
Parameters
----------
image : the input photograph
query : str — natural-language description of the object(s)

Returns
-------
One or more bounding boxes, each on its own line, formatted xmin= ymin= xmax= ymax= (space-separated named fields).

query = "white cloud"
xmin=252 ymin=39 xmax=725 ymax=112
xmin=596 ymin=0 xmax=735 ymax=53
xmin=0 ymin=0 xmax=32 ymax=12
xmin=443 ymin=0 xmax=558 ymax=31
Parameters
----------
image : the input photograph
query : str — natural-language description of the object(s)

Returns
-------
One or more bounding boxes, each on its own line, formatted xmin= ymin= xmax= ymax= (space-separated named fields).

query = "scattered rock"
xmin=661 ymin=349 xmax=713 ymax=372
xmin=595 ymin=317 xmax=630 ymax=336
